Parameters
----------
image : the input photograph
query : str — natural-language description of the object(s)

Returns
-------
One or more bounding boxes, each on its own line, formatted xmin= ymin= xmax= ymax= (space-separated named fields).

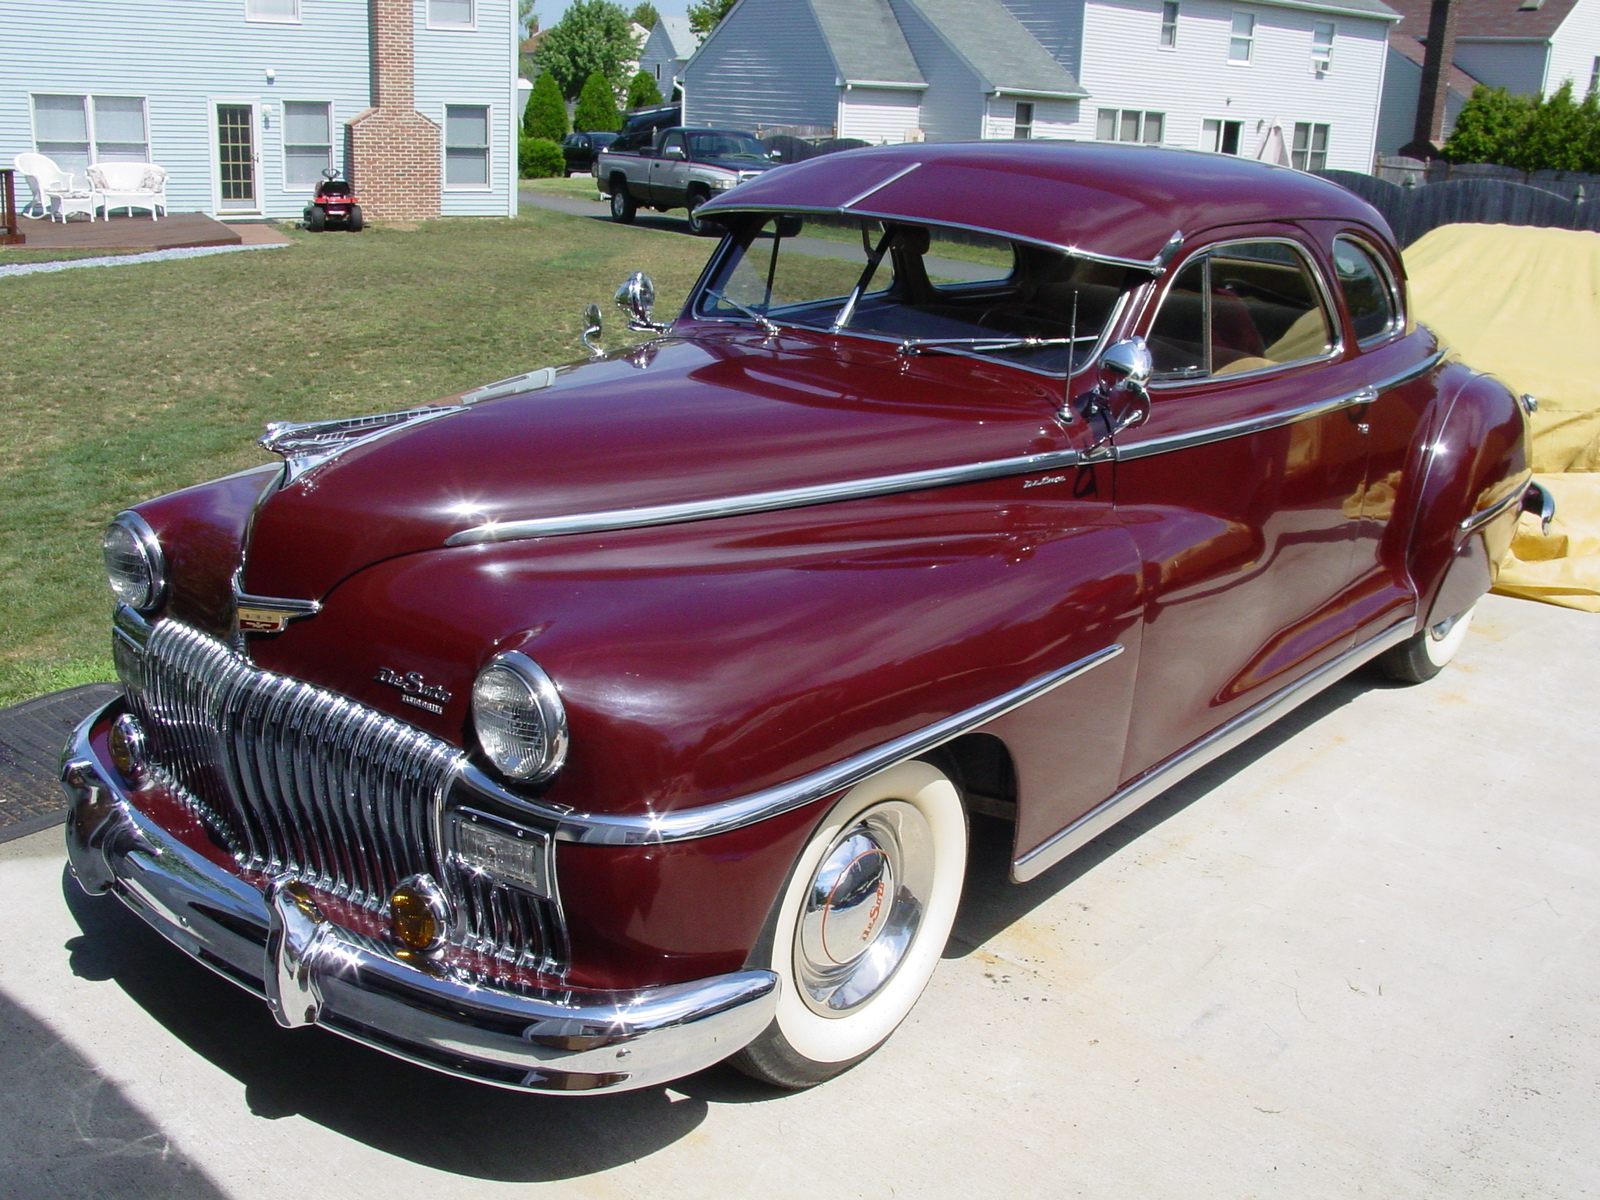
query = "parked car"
xmin=66 ymin=142 xmax=1538 ymax=1097
xmin=560 ymin=131 xmax=616 ymax=177
xmin=597 ymin=126 xmax=775 ymax=234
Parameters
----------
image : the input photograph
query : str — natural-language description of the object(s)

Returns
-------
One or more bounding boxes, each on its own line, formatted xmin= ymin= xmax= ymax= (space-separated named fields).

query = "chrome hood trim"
xmin=445 ymin=443 xmax=1113 ymax=546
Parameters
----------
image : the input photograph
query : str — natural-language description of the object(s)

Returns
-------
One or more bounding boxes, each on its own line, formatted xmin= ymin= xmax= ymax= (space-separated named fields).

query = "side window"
xmin=1149 ymin=241 xmax=1334 ymax=380
xmin=660 ymin=132 xmax=685 ymax=157
xmin=1332 ymin=237 xmax=1398 ymax=344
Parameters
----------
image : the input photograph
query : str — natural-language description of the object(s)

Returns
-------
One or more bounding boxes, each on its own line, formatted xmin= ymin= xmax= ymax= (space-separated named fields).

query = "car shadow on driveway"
xmin=60 ymin=879 xmax=715 ymax=1182
xmin=947 ymin=667 xmax=1395 ymax=958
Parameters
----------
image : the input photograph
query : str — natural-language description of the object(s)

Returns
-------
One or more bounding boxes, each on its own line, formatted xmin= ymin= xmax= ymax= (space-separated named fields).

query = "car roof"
xmin=699 ymin=140 xmax=1391 ymax=270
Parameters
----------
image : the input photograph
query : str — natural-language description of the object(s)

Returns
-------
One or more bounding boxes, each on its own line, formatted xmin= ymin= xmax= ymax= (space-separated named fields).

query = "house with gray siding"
xmin=683 ymin=0 xmax=1398 ymax=172
xmin=1 ymin=0 xmax=518 ymax=221
xmin=640 ymin=17 xmax=700 ymax=94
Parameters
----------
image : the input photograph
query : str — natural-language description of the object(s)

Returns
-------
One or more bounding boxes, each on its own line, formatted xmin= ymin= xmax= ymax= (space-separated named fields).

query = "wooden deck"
xmin=7 ymin=211 xmax=246 ymax=251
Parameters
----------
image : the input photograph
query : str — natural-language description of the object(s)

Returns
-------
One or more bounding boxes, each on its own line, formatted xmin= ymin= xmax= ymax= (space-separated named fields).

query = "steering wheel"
xmin=322 ymin=167 xmax=340 ymax=181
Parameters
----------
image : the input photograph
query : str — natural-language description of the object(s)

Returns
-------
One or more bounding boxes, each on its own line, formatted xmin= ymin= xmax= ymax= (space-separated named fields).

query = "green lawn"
xmin=0 ymin=207 xmax=712 ymax=706
xmin=519 ymin=174 xmax=606 ymax=200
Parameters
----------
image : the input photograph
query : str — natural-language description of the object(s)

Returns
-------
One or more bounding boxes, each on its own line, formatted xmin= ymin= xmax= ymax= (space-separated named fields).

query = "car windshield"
xmin=687 ymin=133 xmax=768 ymax=162
xmin=692 ymin=214 xmax=1133 ymax=373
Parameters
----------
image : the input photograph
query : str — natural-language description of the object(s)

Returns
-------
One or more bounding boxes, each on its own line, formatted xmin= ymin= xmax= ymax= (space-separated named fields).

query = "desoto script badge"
xmin=376 ymin=667 xmax=453 ymax=714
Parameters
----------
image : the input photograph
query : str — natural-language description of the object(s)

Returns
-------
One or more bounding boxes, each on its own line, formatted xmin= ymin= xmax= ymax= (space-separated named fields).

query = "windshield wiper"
xmin=895 ymin=335 xmax=1092 ymax=356
xmin=702 ymin=289 xmax=782 ymax=336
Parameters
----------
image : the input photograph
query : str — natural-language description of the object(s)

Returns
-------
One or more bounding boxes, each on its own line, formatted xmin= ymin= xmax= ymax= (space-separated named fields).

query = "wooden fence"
xmin=1316 ymin=169 xmax=1600 ymax=246
xmin=0 ymin=169 xmax=24 ymax=246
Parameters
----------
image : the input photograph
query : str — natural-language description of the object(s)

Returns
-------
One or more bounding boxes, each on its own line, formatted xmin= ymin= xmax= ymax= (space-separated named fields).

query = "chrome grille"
xmin=127 ymin=618 xmax=560 ymax=970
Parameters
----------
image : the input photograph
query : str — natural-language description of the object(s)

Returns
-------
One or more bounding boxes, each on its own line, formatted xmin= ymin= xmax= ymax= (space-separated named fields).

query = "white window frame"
xmin=426 ymin=0 xmax=477 ymax=30
xmin=1202 ymin=117 xmax=1244 ymax=154
xmin=1311 ymin=22 xmax=1335 ymax=74
xmin=1292 ymin=121 xmax=1330 ymax=171
xmin=244 ymin=0 xmax=302 ymax=24
xmin=1014 ymin=101 xmax=1034 ymax=140
xmin=280 ymin=99 xmax=336 ymax=192
xmin=1229 ymin=11 xmax=1255 ymax=63
xmin=1096 ymin=108 xmax=1165 ymax=145
xmin=1160 ymin=1 xmax=1179 ymax=49
xmin=29 ymin=94 xmax=152 ymax=174
xmin=442 ymin=103 xmax=493 ymax=191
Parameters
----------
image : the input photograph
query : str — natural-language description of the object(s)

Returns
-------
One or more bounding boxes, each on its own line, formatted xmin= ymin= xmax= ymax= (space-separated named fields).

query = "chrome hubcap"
xmin=794 ymin=800 xmax=933 ymax=1017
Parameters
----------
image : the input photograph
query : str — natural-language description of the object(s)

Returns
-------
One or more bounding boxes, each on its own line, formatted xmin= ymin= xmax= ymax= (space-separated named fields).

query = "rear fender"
xmin=1401 ymin=365 xmax=1530 ymax=629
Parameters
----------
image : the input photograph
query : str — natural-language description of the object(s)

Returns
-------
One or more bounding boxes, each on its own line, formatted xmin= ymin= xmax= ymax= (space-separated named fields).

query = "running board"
xmin=1012 ymin=619 xmax=1415 ymax=882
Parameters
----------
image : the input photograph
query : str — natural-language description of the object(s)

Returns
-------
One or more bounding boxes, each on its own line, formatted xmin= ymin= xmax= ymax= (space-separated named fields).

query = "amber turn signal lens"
xmin=388 ymin=875 xmax=448 ymax=954
xmin=108 ymin=713 xmax=148 ymax=785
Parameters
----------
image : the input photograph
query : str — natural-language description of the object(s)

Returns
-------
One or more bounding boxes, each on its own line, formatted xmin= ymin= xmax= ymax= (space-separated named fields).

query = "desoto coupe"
xmin=65 ymin=143 xmax=1538 ymax=1093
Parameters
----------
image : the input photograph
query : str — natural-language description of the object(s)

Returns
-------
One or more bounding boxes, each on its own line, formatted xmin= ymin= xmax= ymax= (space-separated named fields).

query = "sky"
xmin=533 ymin=0 xmax=693 ymax=30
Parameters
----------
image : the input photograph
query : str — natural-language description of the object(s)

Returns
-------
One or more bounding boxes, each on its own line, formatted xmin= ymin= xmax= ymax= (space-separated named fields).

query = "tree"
xmin=1442 ymin=85 xmax=1532 ymax=166
xmin=523 ymin=70 xmax=569 ymax=141
xmin=533 ymin=0 xmax=639 ymax=100
xmin=518 ymin=0 xmax=538 ymax=36
xmin=574 ymin=70 xmax=623 ymax=133
xmin=687 ymin=0 xmax=736 ymax=36
xmin=626 ymin=69 xmax=663 ymax=110
xmin=630 ymin=2 xmax=660 ymax=28
xmin=1511 ymin=80 xmax=1585 ymax=172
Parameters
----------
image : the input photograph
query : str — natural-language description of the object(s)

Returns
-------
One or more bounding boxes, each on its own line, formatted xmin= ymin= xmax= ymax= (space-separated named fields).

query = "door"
xmin=215 ymin=103 xmax=258 ymax=213
xmin=649 ymin=130 xmax=688 ymax=206
xmin=1112 ymin=234 xmax=1372 ymax=783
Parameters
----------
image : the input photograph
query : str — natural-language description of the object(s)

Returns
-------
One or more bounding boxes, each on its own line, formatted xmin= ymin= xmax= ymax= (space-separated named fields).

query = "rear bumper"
xmin=61 ymin=700 xmax=777 ymax=1094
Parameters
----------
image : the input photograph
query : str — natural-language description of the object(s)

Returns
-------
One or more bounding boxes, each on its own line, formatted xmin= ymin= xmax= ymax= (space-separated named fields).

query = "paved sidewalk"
xmin=0 ymin=593 xmax=1596 ymax=1200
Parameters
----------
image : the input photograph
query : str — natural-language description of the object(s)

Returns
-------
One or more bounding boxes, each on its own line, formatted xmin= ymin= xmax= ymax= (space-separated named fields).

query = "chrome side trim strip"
xmin=445 ymin=444 xmax=1111 ymax=546
xmin=551 ymin=644 xmax=1126 ymax=846
xmin=1370 ymin=347 xmax=1448 ymax=392
xmin=840 ymin=162 xmax=922 ymax=209
xmin=1460 ymin=473 xmax=1534 ymax=535
xmin=1115 ymin=386 xmax=1378 ymax=461
xmin=1012 ymin=619 xmax=1414 ymax=882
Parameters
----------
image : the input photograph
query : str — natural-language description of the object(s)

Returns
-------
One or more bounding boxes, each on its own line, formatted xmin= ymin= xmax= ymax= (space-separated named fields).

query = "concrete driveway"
xmin=1 ymin=592 xmax=1595 ymax=1199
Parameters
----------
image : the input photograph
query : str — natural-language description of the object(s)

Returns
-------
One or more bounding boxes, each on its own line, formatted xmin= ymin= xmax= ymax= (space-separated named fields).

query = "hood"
xmin=699 ymin=156 xmax=774 ymax=173
xmin=239 ymin=330 xmax=1070 ymax=602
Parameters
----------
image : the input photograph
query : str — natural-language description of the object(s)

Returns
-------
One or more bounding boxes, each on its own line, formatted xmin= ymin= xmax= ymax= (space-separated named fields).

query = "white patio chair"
xmin=12 ymin=152 xmax=99 ymax=222
xmin=87 ymin=162 xmax=168 ymax=220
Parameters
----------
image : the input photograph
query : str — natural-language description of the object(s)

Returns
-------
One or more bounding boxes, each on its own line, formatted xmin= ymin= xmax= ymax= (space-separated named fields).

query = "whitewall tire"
xmin=730 ymin=760 xmax=967 ymax=1089
xmin=1378 ymin=603 xmax=1475 ymax=684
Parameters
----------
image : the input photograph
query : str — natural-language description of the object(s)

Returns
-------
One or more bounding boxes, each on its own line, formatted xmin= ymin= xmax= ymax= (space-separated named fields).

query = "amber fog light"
xmin=388 ymin=874 xmax=450 ymax=954
xmin=107 ymin=713 xmax=149 ymax=785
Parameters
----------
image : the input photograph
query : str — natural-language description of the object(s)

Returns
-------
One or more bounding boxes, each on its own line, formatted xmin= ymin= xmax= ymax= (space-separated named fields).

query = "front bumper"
xmin=61 ymin=701 xmax=777 ymax=1094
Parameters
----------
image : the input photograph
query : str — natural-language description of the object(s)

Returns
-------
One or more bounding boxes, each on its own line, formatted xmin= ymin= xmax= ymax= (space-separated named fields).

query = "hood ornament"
xmin=261 ymin=406 xmax=465 ymax=485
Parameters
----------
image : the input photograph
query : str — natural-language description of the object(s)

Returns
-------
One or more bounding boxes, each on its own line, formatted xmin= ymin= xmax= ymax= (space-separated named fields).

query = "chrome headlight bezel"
xmin=102 ymin=511 xmax=167 ymax=613
xmin=471 ymin=651 xmax=569 ymax=784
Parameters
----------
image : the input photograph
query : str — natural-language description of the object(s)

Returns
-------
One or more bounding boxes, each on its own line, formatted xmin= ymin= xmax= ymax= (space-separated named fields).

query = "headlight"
xmin=102 ymin=511 xmax=166 ymax=612
xmin=472 ymin=652 xmax=568 ymax=783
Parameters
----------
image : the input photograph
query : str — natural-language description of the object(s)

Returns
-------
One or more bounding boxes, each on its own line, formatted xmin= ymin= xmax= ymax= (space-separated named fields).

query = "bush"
xmin=519 ymin=136 xmax=566 ymax=178
xmin=574 ymin=70 xmax=622 ymax=133
xmin=626 ymin=69 xmax=663 ymax=110
xmin=523 ymin=72 xmax=569 ymax=141
xmin=1445 ymin=81 xmax=1600 ymax=174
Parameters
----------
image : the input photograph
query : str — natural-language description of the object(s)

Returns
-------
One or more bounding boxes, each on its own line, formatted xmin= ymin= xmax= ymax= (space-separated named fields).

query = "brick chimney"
xmin=347 ymin=0 xmax=442 ymax=220
xmin=1402 ymin=0 xmax=1460 ymax=159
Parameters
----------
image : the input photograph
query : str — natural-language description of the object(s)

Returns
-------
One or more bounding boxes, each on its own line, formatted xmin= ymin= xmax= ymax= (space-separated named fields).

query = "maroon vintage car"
xmin=65 ymin=142 xmax=1537 ymax=1094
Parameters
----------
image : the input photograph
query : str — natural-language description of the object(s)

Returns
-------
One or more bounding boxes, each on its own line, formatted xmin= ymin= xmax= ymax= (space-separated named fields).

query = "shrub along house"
xmin=681 ymin=0 xmax=1399 ymax=172
xmin=0 ymin=0 xmax=519 ymax=221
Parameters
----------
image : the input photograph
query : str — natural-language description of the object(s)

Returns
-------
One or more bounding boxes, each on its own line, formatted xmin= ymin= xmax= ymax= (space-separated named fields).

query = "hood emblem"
xmin=235 ymin=578 xmax=321 ymax=635
xmin=376 ymin=667 xmax=453 ymax=714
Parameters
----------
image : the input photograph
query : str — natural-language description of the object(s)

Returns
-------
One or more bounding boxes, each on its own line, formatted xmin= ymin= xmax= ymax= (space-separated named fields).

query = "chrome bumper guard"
xmin=61 ymin=701 xmax=778 ymax=1094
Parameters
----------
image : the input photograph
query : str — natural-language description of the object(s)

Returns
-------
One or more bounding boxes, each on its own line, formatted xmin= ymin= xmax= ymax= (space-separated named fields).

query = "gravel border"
xmin=0 ymin=240 xmax=289 ymax=279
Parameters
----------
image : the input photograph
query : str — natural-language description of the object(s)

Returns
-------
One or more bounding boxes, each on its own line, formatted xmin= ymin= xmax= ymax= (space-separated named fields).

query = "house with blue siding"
xmin=1 ymin=0 xmax=518 ymax=221
xmin=684 ymin=0 xmax=1399 ymax=172
xmin=639 ymin=17 xmax=700 ymax=95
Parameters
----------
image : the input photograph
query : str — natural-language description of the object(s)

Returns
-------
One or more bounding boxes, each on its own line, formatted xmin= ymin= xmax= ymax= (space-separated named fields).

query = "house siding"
xmin=683 ymin=0 xmax=841 ymax=131
xmin=838 ymin=87 xmax=924 ymax=142
xmin=1078 ymin=0 xmax=1389 ymax=171
xmin=1451 ymin=40 xmax=1550 ymax=96
xmin=415 ymin=0 xmax=517 ymax=216
xmin=640 ymin=24 xmax=687 ymax=88
xmin=1545 ymin=0 xmax=1600 ymax=94
xmin=984 ymin=96 xmax=1083 ymax=138
xmin=884 ymin=0 xmax=987 ymax=140
xmin=997 ymin=0 xmax=1087 ymax=77
xmin=1 ymin=0 xmax=514 ymax=220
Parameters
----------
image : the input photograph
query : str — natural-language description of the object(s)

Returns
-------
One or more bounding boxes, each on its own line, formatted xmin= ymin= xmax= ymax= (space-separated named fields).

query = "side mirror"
xmin=615 ymin=271 xmax=669 ymax=333
xmin=581 ymin=302 xmax=604 ymax=356
xmin=1098 ymin=337 xmax=1153 ymax=433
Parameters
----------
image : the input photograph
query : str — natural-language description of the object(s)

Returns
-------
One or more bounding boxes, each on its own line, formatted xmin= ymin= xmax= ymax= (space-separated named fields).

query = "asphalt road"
xmin=1 ymin=592 xmax=1597 ymax=1199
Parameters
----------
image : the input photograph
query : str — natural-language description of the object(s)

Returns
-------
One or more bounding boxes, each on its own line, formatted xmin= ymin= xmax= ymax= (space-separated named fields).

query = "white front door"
xmin=215 ymin=102 xmax=260 ymax=212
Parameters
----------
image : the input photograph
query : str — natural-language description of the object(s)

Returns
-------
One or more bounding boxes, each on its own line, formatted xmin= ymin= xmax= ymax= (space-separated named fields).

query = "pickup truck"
xmin=597 ymin=126 xmax=776 ymax=235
